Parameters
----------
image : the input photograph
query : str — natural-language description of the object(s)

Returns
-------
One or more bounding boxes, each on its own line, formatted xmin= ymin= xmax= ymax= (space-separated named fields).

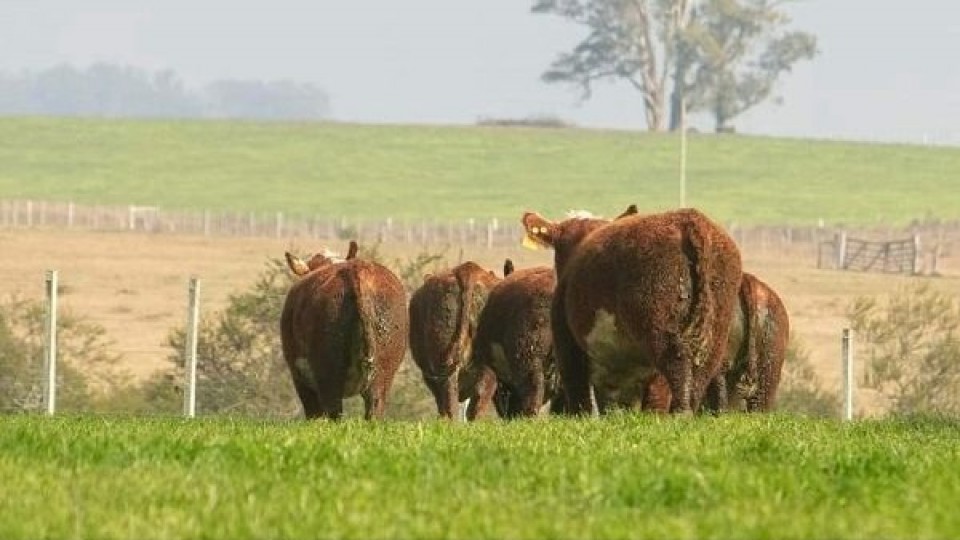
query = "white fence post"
xmin=836 ymin=231 xmax=848 ymax=270
xmin=842 ymin=328 xmax=854 ymax=421
xmin=184 ymin=276 xmax=200 ymax=418
xmin=43 ymin=270 xmax=59 ymax=415
xmin=912 ymin=234 xmax=921 ymax=274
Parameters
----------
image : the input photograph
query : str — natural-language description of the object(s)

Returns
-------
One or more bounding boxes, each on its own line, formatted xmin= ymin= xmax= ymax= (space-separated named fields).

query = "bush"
xmin=165 ymin=257 xmax=300 ymax=418
xmin=775 ymin=338 xmax=841 ymax=418
xmin=0 ymin=294 xmax=121 ymax=413
xmin=475 ymin=115 xmax=575 ymax=129
xmin=848 ymin=282 xmax=960 ymax=415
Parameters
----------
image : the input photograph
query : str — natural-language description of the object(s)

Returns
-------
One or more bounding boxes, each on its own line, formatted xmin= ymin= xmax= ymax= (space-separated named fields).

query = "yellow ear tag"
xmin=521 ymin=233 xmax=544 ymax=251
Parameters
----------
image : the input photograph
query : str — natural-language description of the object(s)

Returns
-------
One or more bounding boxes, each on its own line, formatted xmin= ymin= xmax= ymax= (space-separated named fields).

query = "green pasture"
xmin=1 ymin=414 xmax=958 ymax=539
xmin=1 ymin=117 xmax=958 ymax=225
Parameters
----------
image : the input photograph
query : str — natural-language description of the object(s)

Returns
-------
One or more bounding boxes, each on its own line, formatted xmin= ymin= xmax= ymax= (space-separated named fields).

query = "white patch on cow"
xmin=566 ymin=209 xmax=601 ymax=219
xmin=317 ymin=247 xmax=345 ymax=263
xmin=584 ymin=309 xmax=654 ymax=407
xmin=585 ymin=310 xmax=621 ymax=370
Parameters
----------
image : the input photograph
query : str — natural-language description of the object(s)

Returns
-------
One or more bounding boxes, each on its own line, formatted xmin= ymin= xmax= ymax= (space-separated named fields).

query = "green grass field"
xmin=1 ymin=414 xmax=958 ymax=539
xmin=1 ymin=117 xmax=958 ymax=225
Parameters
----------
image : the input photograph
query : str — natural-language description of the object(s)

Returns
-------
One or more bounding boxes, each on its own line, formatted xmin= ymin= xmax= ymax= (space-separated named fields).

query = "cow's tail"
xmin=737 ymin=275 xmax=761 ymax=397
xmin=443 ymin=266 xmax=478 ymax=374
xmin=343 ymin=265 xmax=378 ymax=375
xmin=677 ymin=219 xmax=715 ymax=369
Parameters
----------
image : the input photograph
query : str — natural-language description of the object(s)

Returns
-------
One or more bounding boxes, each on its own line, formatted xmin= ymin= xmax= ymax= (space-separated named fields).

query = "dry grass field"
xmin=3 ymin=227 xmax=958 ymax=415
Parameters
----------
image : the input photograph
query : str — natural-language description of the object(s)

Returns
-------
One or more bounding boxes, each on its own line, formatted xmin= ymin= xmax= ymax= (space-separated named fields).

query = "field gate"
xmin=818 ymin=232 xmax=924 ymax=274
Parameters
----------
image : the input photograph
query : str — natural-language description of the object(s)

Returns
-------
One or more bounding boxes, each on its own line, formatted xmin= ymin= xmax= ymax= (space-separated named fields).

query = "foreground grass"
xmin=1 ymin=117 xmax=959 ymax=224
xmin=1 ymin=414 xmax=958 ymax=539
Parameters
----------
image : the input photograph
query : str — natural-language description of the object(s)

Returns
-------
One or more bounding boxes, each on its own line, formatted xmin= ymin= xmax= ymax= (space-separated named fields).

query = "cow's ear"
xmin=521 ymin=212 xmax=556 ymax=250
xmin=615 ymin=204 xmax=639 ymax=220
xmin=503 ymin=258 xmax=515 ymax=276
xmin=346 ymin=240 xmax=359 ymax=260
xmin=284 ymin=252 xmax=311 ymax=276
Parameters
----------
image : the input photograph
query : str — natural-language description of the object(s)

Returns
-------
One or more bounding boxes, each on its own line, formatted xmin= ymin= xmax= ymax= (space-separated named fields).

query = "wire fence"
xmin=4 ymin=198 xmax=960 ymax=260
xmin=0 ymin=265 xmax=916 ymax=421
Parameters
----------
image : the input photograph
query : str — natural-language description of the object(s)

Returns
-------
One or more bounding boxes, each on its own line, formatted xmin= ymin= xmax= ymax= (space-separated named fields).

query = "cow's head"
xmin=284 ymin=245 xmax=349 ymax=277
xmin=522 ymin=205 xmax=637 ymax=274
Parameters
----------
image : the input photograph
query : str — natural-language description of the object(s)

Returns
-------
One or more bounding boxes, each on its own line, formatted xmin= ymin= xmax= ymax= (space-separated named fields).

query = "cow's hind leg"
xmin=290 ymin=373 xmax=323 ymax=419
xmin=310 ymin=357 xmax=346 ymax=421
xmin=361 ymin=387 xmax=387 ymax=420
xmin=514 ymin=372 xmax=545 ymax=417
xmin=465 ymin=366 xmax=497 ymax=421
xmin=701 ymin=374 xmax=728 ymax=415
xmin=552 ymin=296 xmax=593 ymax=415
xmin=283 ymin=349 xmax=323 ymax=419
xmin=313 ymin=384 xmax=344 ymax=420
xmin=661 ymin=340 xmax=694 ymax=414
xmin=493 ymin=384 xmax=512 ymax=419
xmin=363 ymin=359 xmax=400 ymax=421
xmin=427 ymin=373 xmax=459 ymax=420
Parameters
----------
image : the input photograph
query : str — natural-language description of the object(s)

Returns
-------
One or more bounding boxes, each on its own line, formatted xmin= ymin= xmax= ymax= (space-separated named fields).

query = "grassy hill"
xmin=2 ymin=414 xmax=958 ymax=539
xmin=1 ymin=117 xmax=958 ymax=225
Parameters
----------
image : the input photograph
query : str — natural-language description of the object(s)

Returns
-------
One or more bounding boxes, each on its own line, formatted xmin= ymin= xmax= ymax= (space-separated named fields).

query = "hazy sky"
xmin=3 ymin=0 xmax=959 ymax=145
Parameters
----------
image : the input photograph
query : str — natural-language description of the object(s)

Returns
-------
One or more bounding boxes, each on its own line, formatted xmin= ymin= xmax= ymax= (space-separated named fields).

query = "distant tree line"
xmin=0 ymin=63 xmax=330 ymax=120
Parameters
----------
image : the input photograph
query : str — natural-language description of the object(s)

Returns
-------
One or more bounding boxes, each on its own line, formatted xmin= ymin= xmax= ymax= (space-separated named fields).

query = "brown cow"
xmin=705 ymin=271 xmax=790 ymax=411
xmin=408 ymin=261 xmax=501 ymax=419
xmin=521 ymin=207 xmax=743 ymax=414
xmin=473 ymin=258 xmax=564 ymax=419
xmin=281 ymin=241 xmax=408 ymax=420
xmin=644 ymin=272 xmax=790 ymax=413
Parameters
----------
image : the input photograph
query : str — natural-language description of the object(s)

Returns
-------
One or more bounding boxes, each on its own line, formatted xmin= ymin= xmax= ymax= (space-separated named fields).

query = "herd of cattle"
xmin=279 ymin=205 xmax=790 ymax=420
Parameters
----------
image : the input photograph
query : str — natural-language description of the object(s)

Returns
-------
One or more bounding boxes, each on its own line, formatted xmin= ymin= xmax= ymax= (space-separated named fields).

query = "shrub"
xmin=848 ymin=282 xmax=960 ymax=415
xmin=475 ymin=115 xmax=575 ymax=129
xmin=0 ymin=294 xmax=121 ymax=413
xmin=775 ymin=338 xmax=841 ymax=418
xmin=165 ymin=257 xmax=299 ymax=417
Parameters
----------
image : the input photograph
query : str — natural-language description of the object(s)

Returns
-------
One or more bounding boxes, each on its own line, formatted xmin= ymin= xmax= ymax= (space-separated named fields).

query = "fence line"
xmin=3 ymin=199 xmax=960 ymax=255
xmin=14 ymin=266 xmax=868 ymax=420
